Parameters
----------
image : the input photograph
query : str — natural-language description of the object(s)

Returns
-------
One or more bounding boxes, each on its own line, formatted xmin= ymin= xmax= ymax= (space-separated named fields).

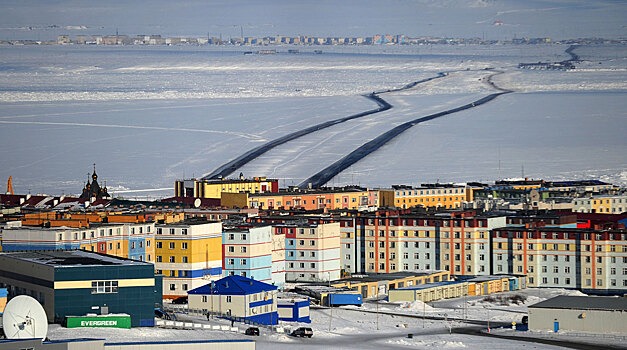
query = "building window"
xmin=91 ymin=280 xmax=118 ymax=294
xmin=169 ymin=256 xmax=175 ymax=263
xmin=169 ymin=284 xmax=176 ymax=291
xmin=182 ymin=284 xmax=188 ymax=291
xmin=169 ymin=242 xmax=175 ymax=249
xmin=241 ymin=246 xmax=247 ymax=253
xmin=241 ymin=259 xmax=247 ymax=265
xmin=170 ymin=229 xmax=175 ymax=235
xmin=182 ymin=242 xmax=188 ymax=249
xmin=182 ymin=256 xmax=188 ymax=263
xmin=202 ymin=296 xmax=208 ymax=302
xmin=228 ymin=259 xmax=234 ymax=265
xmin=156 ymin=256 xmax=162 ymax=262
xmin=228 ymin=246 xmax=234 ymax=253
xmin=182 ymin=229 xmax=188 ymax=235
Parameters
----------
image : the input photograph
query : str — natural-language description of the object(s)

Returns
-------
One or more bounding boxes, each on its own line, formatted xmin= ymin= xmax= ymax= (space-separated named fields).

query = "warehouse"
xmin=528 ymin=295 xmax=627 ymax=334
xmin=388 ymin=281 xmax=468 ymax=303
xmin=0 ymin=250 xmax=160 ymax=327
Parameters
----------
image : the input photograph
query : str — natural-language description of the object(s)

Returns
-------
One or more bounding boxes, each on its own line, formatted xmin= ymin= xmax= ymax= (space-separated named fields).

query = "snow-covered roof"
xmin=188 ymin=275 xmax=277 ymax=296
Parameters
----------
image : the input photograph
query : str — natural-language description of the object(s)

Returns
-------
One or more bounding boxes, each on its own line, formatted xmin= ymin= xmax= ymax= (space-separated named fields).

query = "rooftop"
xmin=340 ymin=271 xmax=445 ymax=283
xmin=529 ymin=295 xmax=627 ymax=311
xmin=188 ymin=275 xmax=277 ymax=295
xmin=395 ymin=280 xmax=466 ymax=291
xmin=0 ymin=250 xmax=152 ymax=267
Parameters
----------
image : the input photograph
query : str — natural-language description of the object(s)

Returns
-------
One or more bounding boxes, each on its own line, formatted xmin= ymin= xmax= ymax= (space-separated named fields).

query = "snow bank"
xmin=399 ymin=300 xmax=436 ymax=312
xmin=388 ymin=339 xmax=467 ymax=348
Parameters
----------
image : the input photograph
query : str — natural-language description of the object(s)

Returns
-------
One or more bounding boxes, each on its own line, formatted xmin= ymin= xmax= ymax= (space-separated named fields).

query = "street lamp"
xmin=486 ymin=306 xmax=491 ymax=333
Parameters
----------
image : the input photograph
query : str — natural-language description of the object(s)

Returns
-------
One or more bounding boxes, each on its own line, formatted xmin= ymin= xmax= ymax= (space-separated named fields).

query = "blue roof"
xmin=188 ymin=275 xmax=277 ymax=296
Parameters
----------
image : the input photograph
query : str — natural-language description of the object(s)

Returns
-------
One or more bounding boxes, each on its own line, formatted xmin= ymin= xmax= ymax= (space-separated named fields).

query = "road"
xmin=201 ymin=73 xmax=447 ymax=180
xmin=298 ymin=71 xmax=512 ymax=188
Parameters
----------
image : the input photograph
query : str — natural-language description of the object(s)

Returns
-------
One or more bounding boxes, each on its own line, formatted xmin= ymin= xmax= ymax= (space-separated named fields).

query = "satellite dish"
xmin=194 ymin=198 xmax=201 ymax=208
xmin=2 ymin=295 xmax=48 ymax=340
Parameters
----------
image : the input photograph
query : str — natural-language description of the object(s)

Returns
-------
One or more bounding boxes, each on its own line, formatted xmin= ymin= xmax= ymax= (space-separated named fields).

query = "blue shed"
xmin=277 ymin=299 xmax=311 ymax=323
xmin=327 ymin=293 xmax=362 ymax=307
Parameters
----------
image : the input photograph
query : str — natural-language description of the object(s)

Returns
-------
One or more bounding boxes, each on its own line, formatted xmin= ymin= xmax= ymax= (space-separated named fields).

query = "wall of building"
xmin=156 ymin=221 xmax=222 ymax=298
xmin=53 ymin=264 xmax=157 ymax=327
xmin=529 ymin=307 xmax=626 ymax=334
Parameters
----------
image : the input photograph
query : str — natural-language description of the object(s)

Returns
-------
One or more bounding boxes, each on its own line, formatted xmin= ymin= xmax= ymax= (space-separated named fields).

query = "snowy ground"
xmin=0 ymin=44 xmax=625 ymax=198
xmin=46 ymin=288 xmax=625 ymax=349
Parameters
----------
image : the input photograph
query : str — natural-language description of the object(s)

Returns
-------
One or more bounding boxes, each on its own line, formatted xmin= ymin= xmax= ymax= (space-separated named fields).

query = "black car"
xmin=290 ymin=327 xmax=313 ymax=338
xmin=245 ymin=327 xmax=260 ymax=336
xmin=171 ymin=296 xmax=188 ymax=304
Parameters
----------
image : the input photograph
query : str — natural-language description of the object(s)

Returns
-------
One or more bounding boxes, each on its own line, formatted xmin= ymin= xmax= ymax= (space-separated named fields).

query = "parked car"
xmin=171 ymin=296 xmax=188 ymax=304
xmin=245 ymin=327 xmax=260 ymax=336
xmin=290 ymin=327 xmax=313 ymax=338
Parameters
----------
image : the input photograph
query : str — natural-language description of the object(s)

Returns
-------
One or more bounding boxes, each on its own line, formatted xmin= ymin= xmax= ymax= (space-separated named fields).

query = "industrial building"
xmin=0 ymin=250 xmax=160 ymax=327
xmin=388 ymin=281 xmax=469 ymax=303
xmin=528 ymin=295 xmax=627 ymax=334
xmin=174 ymin=176 xmax=279 ymax=199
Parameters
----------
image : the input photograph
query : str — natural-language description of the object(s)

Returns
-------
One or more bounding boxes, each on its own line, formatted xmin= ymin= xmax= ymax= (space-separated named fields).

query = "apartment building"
xmin=247 ymin=187 xmax=393 ymax=211
xmin=348 ymin=210 xmax=506 ymax=276
xmin=491 ymin=226 xmax=627 ymax=293
xmin=392 ymin=184 xmax=471 ymax=209
xmin=155 ymin=219 xmax=222 ymax=298
xmin=283 ymin=222 xmax=341 ymax=283
xmin=222 ymin=225 xmax=274 ymax=285
xmin=572 ymin=194 xmax=627 ymax=214
xmin=1 ymin=222 xmax=155 ymax=262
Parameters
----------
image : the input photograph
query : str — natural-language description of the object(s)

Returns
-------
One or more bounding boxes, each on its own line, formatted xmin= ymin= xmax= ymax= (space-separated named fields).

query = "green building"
xmin=0 ymin=250 xmax=160 ymax=327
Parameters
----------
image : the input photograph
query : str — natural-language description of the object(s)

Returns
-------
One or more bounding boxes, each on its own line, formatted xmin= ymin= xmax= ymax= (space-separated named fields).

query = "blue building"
xmin=277 ymin=298 xmax=311 ymax=323
xmin=188 ymin=275 xmax=278 ymax=325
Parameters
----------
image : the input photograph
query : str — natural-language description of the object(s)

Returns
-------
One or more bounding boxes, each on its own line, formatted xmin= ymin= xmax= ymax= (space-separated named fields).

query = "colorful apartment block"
xmin=573 ymin=194 xmax=627 ymax=214
xmin=1 ymin=222 xmax=155 ymax=262
xmin=283 ymin=222 xmax=341 ymax=283
xmin=491 ymin=226 xmax=627 ymax=294
xmin=347 ymin=210 xmax=506 ymax=276
xmin=174 ymin=176 xmax=279 ymax=199
xmin=247 ymin=187 xmax=393 ymax=211
xmin=222 ymin=225 xmax=275 ymax=286
xmin=155 ymin=219 xmax=222 ymax=298
xmin=392 ymin=184 xmax=471 ymax=209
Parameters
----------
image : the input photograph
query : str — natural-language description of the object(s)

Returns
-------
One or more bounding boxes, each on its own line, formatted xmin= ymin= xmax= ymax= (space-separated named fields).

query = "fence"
xmin=161 ymin=305 xmax=286 ymax=334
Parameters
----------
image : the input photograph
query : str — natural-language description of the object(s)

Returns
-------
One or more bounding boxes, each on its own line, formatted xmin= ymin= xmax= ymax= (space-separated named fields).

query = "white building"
xmin=187 ymin=275 xmax=278 ymax=325
xmin=529 ymin=295 xmax=627 ymax=334
xmin=285 ymin=222 xmax=341 ymax=283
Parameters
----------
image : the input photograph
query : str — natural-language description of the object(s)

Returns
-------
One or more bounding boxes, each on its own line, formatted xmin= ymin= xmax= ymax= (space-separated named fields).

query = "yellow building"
xmin=155 ymin=219 xmax=222 ymax=298
xmin=174 ymin=176 xmax=278 ymax=199
xmin=247 ymin=187 xmax=393 ymax=210
xmin=393 ymin=184 xmax=471 ymax=209
xmin=331 ymin=271 xmax=450 ymax=299
xmin=572 ymin=194 xmax=627 ymax=214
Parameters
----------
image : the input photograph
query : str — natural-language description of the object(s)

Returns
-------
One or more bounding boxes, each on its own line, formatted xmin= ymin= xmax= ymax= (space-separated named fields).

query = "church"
xmin=80 ymin=164 xmax=110 ymax=200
